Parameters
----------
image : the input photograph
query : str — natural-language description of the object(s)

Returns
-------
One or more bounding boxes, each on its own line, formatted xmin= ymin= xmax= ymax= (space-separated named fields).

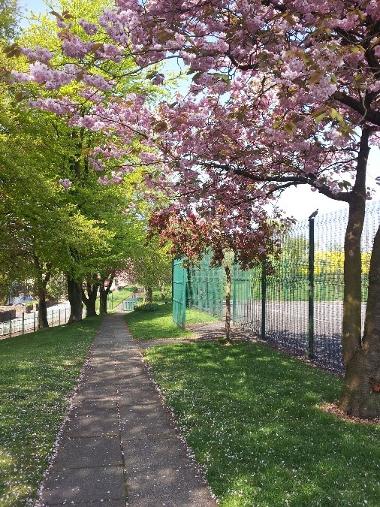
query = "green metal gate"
xmin=173 ymin=259 xmax=187 ymax=328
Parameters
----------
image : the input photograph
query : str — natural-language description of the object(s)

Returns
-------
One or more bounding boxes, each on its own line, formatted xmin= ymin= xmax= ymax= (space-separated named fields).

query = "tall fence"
xmin=178 ymin=201 xmax=380 ymax=374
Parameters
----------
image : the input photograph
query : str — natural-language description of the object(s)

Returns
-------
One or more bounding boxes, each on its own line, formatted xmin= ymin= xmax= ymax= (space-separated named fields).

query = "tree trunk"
xmin=339 ymin=127 xmax=375 ymax=416
xmin=339 ymin=223 xmax=380 ymax=418
xmin=38 ymin=286 xmax=49 ymax=329
xmin=86 ymin=291 xmax=98 ymax=317
xmin=186 ymin=268 xmax=193 ymax=307
xmin=342 ymin=197 xmax=366 ymax=365
xmin=99 ymin=286 xmax=108 ymax=315
xmin=99 ymin=274 xmax=114 ymax=315
xmin=225 ymin=265 xmax=232 ymax=343
xmin=145 ymin=286 xmax=153 ymax=303
xmin=67 ymin=275 xmax=83 ymax=323
xmin=82 ymin=280 xmax=98 ymax=317
xmin=33 ymin=259 xmax=51 ymax=329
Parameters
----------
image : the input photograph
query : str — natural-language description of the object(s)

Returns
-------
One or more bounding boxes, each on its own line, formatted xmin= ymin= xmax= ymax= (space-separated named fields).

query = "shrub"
xmin=134 ymin=302 xmax=160 ymax=312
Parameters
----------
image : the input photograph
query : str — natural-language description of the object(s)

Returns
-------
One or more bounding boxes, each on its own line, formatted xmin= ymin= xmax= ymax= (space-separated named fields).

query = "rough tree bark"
xmin=82 ymin=279 xmax=99 ymax=317
xmin=38 ymin=285 xmax=49 ymax=329
xmin=340 ymin=223 xmax=380 ymax=417
xmin=186 ymin=268 xmax=193 ymax=307
xmin=225 ymin=265 xmax=232 ymax=343
xmin=145 ymin=286 xmax=153 ymax=303
xmin=33 ymin=258 xmax=51 ymax=329
xmin=99 ymin=274 xmax=114 ymax=315
xmin=338 ymin=127 xmax=380 ymax=417
xmin=99 ymin=285 xmax=108 ymax=315
xmin=67 ymin=274 xmax=83 ymax=323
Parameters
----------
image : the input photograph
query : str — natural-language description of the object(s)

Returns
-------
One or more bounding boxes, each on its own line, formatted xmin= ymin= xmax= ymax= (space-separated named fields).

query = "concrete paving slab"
xmin=75 ymin=384 xmax=120 ymax=401
xmin=40 ymin=466 xmax=125 ymax=505
xmin=64 ymin=412 xmax=120 ymax=437
xmin=71 ymin=398 xmax=118 ymax=413
xmin=54 ymin=435 xmax=122 ymax=468
xmin=119 ymin=406 xmax=173 ymax=440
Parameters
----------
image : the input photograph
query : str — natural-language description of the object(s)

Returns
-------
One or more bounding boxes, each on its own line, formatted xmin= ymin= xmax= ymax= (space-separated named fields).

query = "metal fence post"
xmin=261 ymin=259 xmax=267 ymax=340
xmin=22 ymin=313 xmax=25 ymax=335
xmin=232 ymin=265 xmax=237 ymax=323
xmin=34 ymin=312 xmax=36 ymax=332
xmin=9 ymin=317 xmax=12 ymax=337
xmin=308 ymin=210 xmax=318 ymax=359
xmin=59 ymin=308 xmax=61 ymax=326
xmin=171 ymin=258 xmax=174 ymax=304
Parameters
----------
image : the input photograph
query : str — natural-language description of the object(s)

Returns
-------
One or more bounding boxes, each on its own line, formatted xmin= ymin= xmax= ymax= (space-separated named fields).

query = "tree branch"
xmin=333 ymin=91 xmax=380 ymax=127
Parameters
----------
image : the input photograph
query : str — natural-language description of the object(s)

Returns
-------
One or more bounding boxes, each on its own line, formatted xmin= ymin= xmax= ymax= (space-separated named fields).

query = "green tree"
xmin=7 ymin=0 xmax=153 ymax=322
xmin=0 ymin=0 xmax=18 ymax=41
xmin=129 ymin=237 xmax=172 ymax=303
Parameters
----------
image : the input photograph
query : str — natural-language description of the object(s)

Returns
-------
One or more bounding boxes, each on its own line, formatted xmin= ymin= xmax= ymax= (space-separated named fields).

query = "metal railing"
xmin=0 ymin=303 xmax=71 ymax=339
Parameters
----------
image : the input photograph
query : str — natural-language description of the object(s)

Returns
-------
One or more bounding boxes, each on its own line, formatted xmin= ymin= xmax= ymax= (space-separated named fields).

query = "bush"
xmin=153 ymin=286 xmax=171 ymax=303
xmin=24 ymin=303 xmax=34 ymax=314
xmin=160 ymin=288 xmax=172 ymax=303
xmin=134 ymin=302 xmax=161 ymax=312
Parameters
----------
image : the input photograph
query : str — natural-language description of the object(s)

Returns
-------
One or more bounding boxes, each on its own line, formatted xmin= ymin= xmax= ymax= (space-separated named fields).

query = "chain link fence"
xmin=180 ymin=201 xmax=380 ymax=374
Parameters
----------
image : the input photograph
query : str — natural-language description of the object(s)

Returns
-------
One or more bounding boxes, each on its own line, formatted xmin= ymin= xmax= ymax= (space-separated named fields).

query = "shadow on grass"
xmin=145 ymin=341 xmax=380 ymax=507
xmin=0 ymin=317 xmax=100 ymax=506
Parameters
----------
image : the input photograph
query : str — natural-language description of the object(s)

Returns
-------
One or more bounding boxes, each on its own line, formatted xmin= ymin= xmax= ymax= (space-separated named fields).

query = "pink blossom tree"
xmin=100 ymin=0 xmax=380 ymax=418
xmin=10 ymin=1 xmax=380 ymax=417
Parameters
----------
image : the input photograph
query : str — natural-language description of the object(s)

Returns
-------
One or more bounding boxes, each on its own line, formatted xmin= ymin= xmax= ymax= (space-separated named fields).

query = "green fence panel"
xmin=173 ymin=259 xmax=187 ymax=328
xmin=188 ymin=253 xmax=225 ymax=318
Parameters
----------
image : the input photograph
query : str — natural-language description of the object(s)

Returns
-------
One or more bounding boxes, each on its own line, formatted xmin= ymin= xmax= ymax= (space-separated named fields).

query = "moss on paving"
xmin=145 ymin=341 xmax=380 ymax=506
xmin=0 ymin=317 xmax=101 ymax=506
xmin=125 ymin=303 xmax=217 ymax=340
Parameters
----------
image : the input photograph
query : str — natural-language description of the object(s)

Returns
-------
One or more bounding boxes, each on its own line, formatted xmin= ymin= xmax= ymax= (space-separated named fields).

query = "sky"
xmin=22 ymin=0 xmax=47 ymax=12
xmin=20 ymin=0 xmax=48 ymax=25
xmin=278 ymin=148 xmax=379 ymax=219
xmin=19 ymin=0 xmax=380 ymax=220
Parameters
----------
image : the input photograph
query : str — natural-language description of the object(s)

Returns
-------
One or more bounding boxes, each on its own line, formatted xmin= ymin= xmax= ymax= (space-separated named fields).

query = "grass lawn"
xmin=0 ymin=317 xmax=101 ymax=506
xmin=145 ymin=341 xmax=380 ymax=506
xmin=125 ymin=303 xmax=218 ymax=340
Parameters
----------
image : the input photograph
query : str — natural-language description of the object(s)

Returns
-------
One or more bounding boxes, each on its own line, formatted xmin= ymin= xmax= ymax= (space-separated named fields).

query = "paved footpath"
xmin=38 ymin=314 xmax=216 ymax=507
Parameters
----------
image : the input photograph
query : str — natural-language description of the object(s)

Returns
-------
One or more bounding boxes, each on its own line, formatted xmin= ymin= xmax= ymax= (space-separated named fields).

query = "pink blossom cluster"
xmin=21 ymin=47 xmax=53 ymax=63
xmin=79 ymin=19 xmax=98 ymax=35
xmin=61 ymin=35 xmax=93 ymax=59
xmin=30 ymin=98 xmax=76 ymax=115
xmin=89 ymin=157 xmax=105 ymax=172
xmin=83 ymin=74 xmax=113 ymax=91
xmin=59 ymin=178 xmax=72 ymax=189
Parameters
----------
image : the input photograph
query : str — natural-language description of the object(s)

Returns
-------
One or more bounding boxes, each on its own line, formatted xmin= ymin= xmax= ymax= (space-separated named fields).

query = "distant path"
xmin=37 ymin=313 xmax=216 ymax=506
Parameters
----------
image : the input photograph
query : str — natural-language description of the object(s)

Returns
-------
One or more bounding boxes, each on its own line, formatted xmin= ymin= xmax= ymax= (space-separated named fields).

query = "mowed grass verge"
xmin=144 ymin=341 xmax=380 ymax=506
xmin=0 ymin=317 xmax=101 ymax=506
xmin=125 ymin=303 xmax=218 ymax=340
